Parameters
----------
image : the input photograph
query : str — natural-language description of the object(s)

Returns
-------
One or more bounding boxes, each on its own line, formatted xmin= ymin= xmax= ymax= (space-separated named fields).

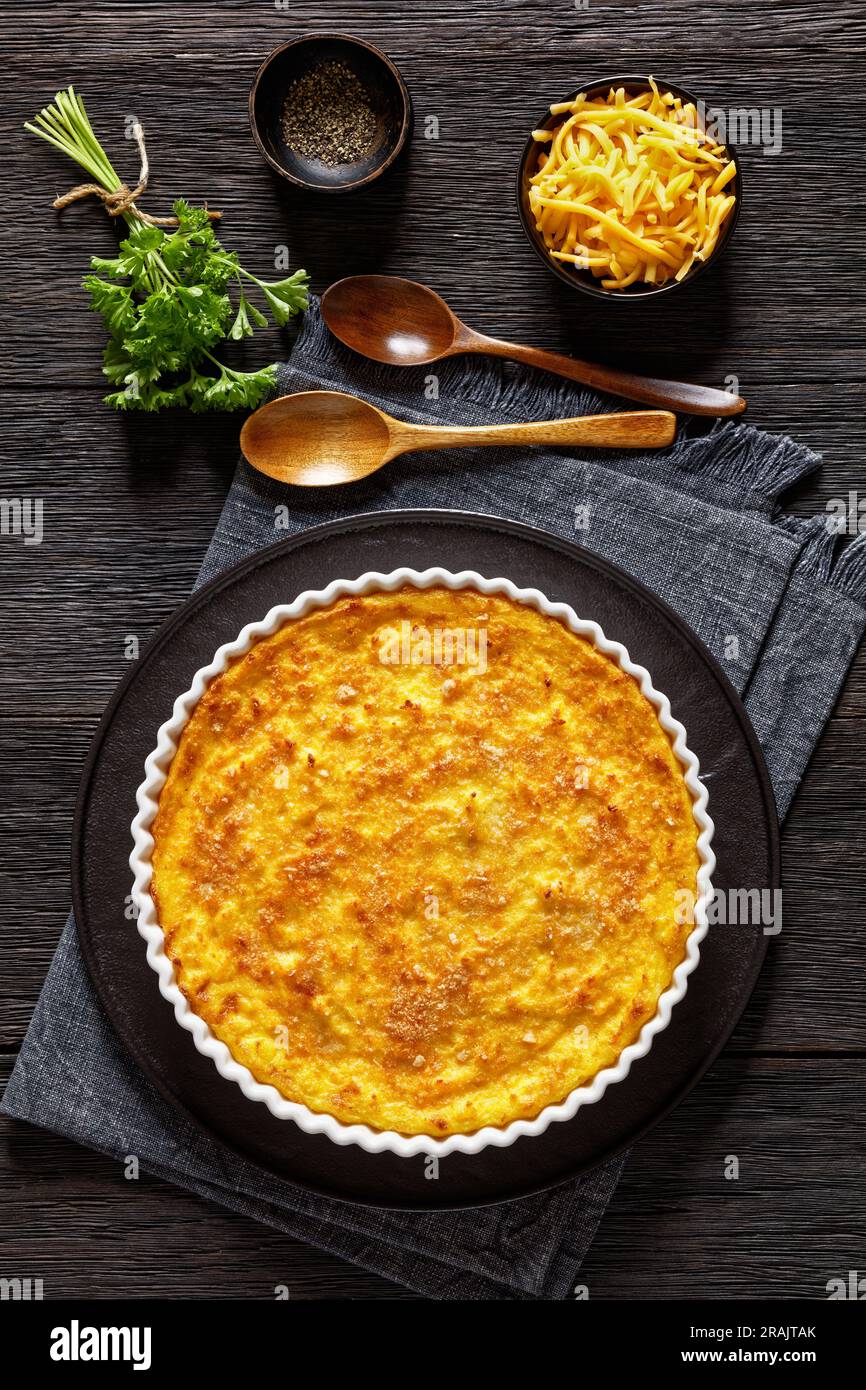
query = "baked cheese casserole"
xmin=151 ymin=587 xmax=700 ymax=1137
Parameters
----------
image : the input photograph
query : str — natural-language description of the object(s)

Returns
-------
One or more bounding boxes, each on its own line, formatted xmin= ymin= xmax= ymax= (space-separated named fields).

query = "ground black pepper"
xmin=281 ymin=60 xmax=378 ymax=165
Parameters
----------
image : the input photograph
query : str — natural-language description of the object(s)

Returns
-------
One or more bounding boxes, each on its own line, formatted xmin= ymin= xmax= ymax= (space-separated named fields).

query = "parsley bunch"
xmin=27 ymin=89 xmax=309 ymax=412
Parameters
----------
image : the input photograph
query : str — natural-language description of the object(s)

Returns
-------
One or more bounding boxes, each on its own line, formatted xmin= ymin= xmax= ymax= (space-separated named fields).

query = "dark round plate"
xmin=72 ymin=510 xmax=778 ymax=1210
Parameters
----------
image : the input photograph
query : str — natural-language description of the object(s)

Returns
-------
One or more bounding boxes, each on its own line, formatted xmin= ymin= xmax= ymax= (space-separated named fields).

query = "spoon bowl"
xmin=322 ymin=275 xmax=459 ymax=364
xmin=241 ymin=391 xmax=392 ymax=486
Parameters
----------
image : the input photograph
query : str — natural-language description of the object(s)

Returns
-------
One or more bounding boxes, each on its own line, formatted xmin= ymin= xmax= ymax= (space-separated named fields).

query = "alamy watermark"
xmin=50 ymin=1322 xmax=151 ymax=1370
xmin=825 ymin=491 xmax=866 ymax=535
xmin=677 ymin=99 xmax=782 ymax=156
xmin=826 ymin=1270 xmax=866 ymax=1299
xmin=0 ymin=1276 xmax=43 ymax=1300
xmin=0 ymin=497 xmax=43 ymax=545
xmin=378 ymin=620 xmax=488 ymax=674
xmin=676 ymin=886 xmax=782 ymax=936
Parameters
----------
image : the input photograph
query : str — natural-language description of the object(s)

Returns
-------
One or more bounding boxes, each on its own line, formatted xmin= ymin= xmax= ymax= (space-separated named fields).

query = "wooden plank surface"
xmin=1 ymin=0 xmax=864 ymax=1299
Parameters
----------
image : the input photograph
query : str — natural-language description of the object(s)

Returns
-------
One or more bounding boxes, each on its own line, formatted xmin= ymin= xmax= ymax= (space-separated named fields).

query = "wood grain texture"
xmin=1 ymin=0 xmax=864 ymax=1301
xmin=2 ymin=1055 xmax=861 ymax=1300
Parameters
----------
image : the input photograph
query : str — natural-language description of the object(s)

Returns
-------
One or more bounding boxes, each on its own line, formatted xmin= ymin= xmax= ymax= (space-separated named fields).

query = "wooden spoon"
xmin=321 ymin=275 xmax=745 ymax=418
xmin=240 ymin=389 xmax=676 ymax=487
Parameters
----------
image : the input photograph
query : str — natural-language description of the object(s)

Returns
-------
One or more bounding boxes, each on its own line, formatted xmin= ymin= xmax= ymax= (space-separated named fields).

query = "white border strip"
xmin=130 ymin=569 xmax=715 ymax=1157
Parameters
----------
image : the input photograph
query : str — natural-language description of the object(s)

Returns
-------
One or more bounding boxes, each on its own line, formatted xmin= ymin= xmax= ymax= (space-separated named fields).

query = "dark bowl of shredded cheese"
xmin=249 ymin=34 xmax=411 ymax=192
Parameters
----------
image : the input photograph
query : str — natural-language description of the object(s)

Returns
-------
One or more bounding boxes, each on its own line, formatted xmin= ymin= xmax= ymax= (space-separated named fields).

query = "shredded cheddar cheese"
xmin=528 ymin=78 xmax=737 ymax=290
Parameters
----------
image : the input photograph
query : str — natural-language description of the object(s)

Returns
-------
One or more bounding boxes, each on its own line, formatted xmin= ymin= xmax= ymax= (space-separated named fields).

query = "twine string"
xmin=52 ymin=122 xmax=220 ymax=226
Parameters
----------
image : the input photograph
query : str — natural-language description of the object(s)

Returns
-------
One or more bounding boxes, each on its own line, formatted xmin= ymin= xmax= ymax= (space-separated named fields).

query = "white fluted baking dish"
xmin=130 ymin=568 xmax=715 ymax=1158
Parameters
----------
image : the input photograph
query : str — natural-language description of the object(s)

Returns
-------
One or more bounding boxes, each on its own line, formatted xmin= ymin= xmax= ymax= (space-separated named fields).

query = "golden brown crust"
xmin=151 ymin=588 xmax=700 ymax=1136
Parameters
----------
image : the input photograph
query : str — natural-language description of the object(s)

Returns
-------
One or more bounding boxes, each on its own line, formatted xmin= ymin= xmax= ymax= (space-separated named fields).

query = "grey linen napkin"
xmin=4 ymin=300 xmax=866 ymax=1300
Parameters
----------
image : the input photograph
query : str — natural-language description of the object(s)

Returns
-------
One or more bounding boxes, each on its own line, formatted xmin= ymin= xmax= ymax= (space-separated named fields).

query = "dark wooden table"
xmin=2 ymin=1 xmax=863 ymax=1300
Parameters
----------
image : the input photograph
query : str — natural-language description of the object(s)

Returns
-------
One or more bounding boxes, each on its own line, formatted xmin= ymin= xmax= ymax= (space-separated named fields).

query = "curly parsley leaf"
xmin=28 ymin=88 xmax=310 ymax=413
xmin=82 ymin=201 xmax=309 ymax=411
xmin=82 ymin=206 xmax=307 ymax=411
xmin=72 ymin=190 xmax=308 ymax=412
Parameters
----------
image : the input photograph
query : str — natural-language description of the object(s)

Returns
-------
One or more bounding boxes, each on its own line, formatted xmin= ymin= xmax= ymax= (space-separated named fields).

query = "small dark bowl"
xmin=249 ymin=33 xmax=411 ymax=193
xmin=517 ymin=75 xmax=742 ymax=301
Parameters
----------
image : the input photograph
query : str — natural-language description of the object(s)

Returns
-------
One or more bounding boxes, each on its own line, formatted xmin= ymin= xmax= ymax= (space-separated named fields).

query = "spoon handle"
xmin=471 ymin=333 xmax=745 ymax=418
xmin=393 ymin=410 xmax=676 ymax=455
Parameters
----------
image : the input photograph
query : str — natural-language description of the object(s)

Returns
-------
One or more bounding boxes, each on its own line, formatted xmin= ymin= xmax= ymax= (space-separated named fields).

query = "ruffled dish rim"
xmin=129 ymin=567 xmax=715 ymax=1158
